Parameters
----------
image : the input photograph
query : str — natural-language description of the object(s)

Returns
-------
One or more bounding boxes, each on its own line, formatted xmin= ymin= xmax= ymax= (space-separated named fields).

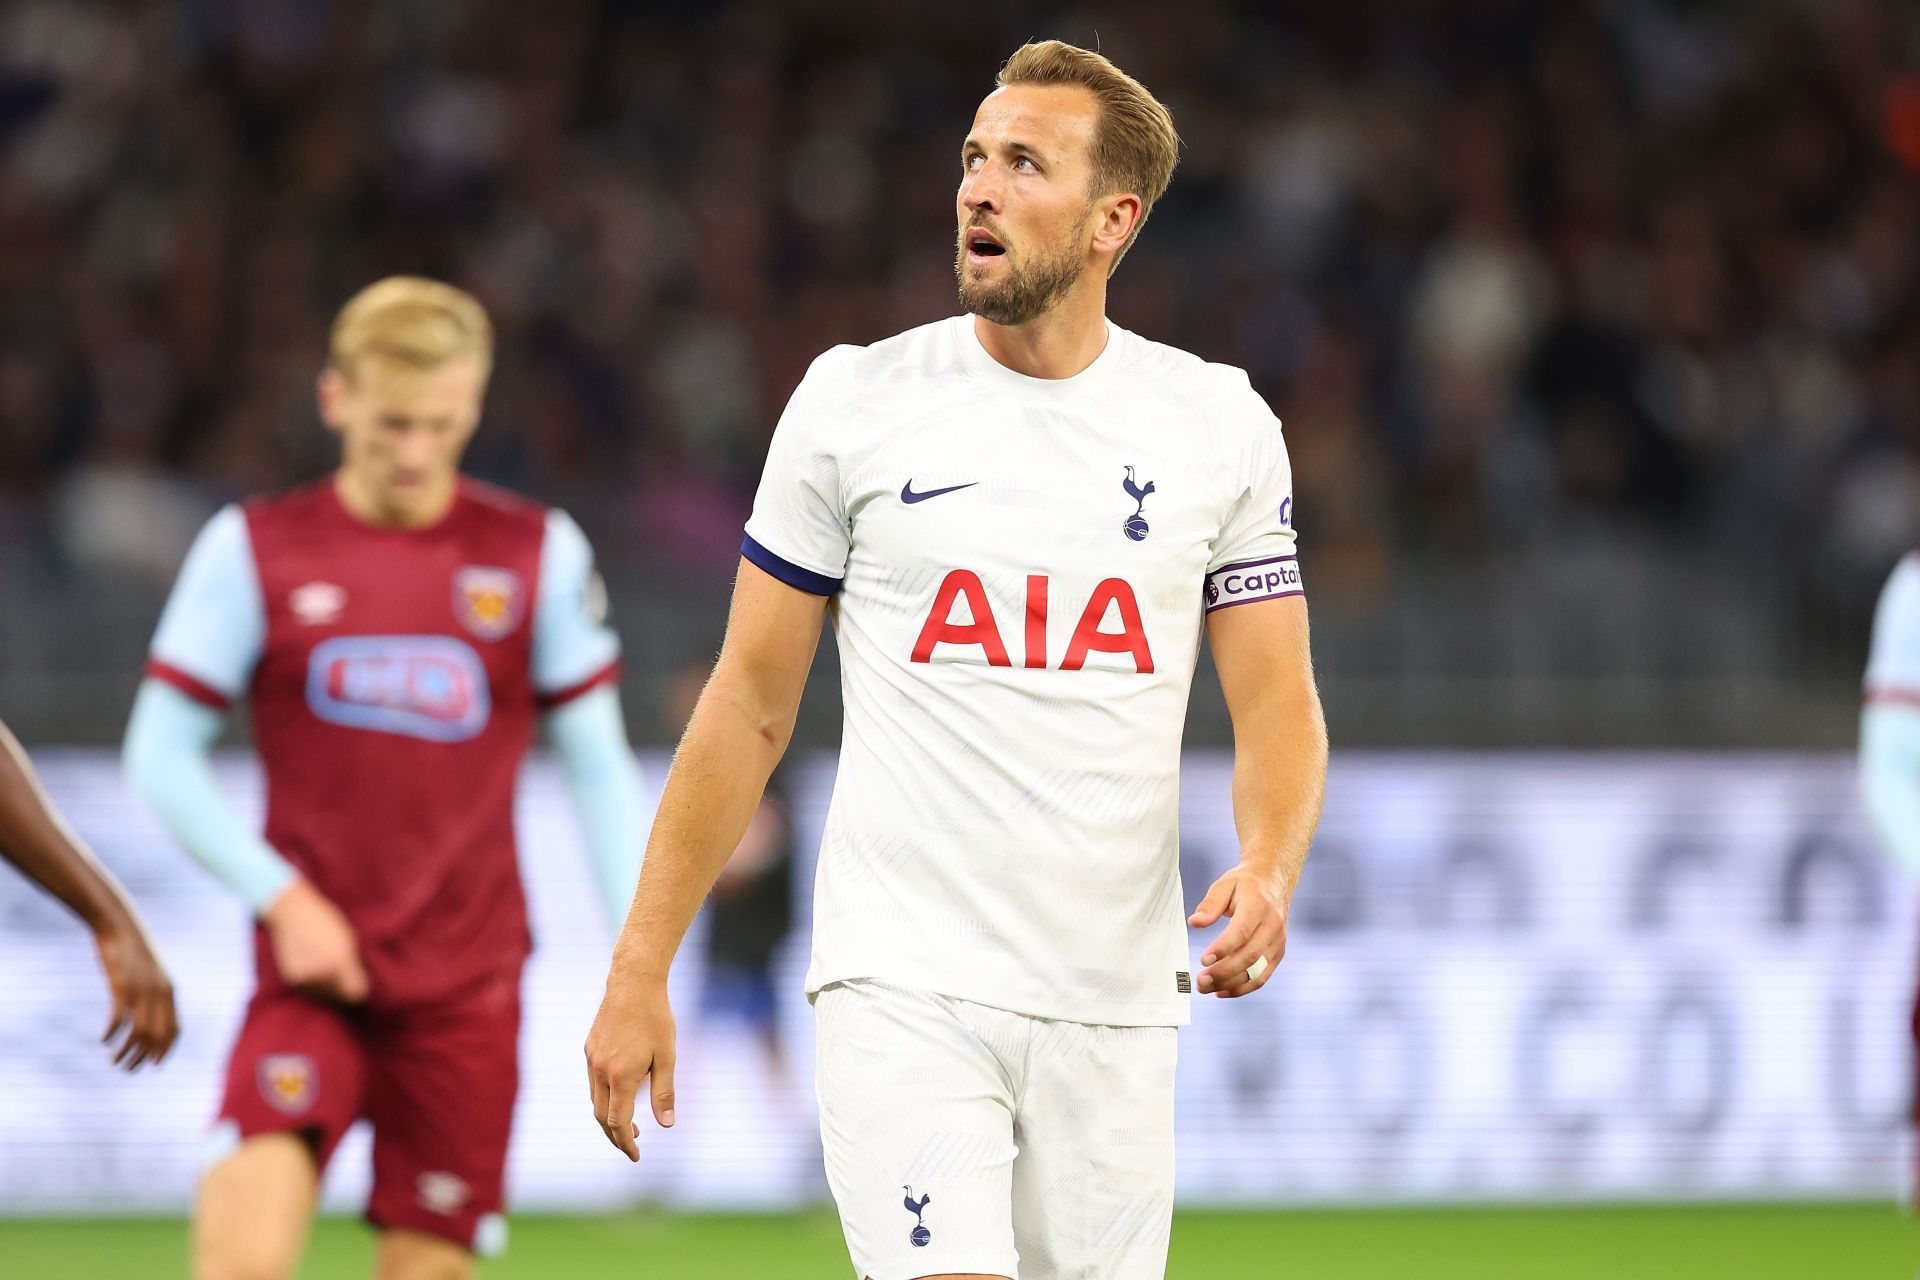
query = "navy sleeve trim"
xmin=740 ymin=534 xmax=843 ymax=596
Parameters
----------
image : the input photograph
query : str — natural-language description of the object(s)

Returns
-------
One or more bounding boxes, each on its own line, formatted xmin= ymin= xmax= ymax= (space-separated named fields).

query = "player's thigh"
xmin=193 ymin=1133 xmax=321 ymax=1280
xmin=376 ymin=1227 xmax=474 ymax=1280
xmin=364 ymin=970 xmax=520 ymax=1259
xmin=198 ymin=988 xmax=367 ymax=1280
xmin=213 ymin=984 xmax=368 ymax=1162
xmin=1011 ymin=1020 xmax=1177 ymax=1280
xmin=815 ymin=980 xmax=1022 ymax=1280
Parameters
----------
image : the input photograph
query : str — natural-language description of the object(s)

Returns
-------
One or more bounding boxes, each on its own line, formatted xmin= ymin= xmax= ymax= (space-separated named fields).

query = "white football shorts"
xmin=813 ymin=978 xmax=1178 ymax=1280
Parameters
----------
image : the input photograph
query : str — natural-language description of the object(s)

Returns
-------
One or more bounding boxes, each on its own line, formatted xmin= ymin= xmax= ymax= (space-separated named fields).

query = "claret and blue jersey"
xmin=743 ymin=314 xmax=1302 ymax=1028
xmin=143 ymin=477 xmax=621 ymax=1004
xmin=1863 ymin=552 xmax=1920 ymax=876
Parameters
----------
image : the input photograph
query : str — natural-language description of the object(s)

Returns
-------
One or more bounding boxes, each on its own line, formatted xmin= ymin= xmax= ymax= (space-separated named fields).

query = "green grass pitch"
xmin=0 ymin=1204 xmax=1909 ymax=1278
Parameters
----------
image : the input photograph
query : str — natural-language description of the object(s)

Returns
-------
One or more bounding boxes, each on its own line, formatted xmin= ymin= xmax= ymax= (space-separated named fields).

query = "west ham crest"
xmin=454 ymin=566 xmax=525 ymax=641
xmin=258 ymin=1053 xmax=317 ymax=1116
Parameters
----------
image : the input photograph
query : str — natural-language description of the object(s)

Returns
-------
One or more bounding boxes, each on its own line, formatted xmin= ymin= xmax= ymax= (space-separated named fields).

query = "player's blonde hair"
xmin=328 ymin=276 xmax=493 ymax=384
xmin=995 ymin=40 xmax=1181 ymax=271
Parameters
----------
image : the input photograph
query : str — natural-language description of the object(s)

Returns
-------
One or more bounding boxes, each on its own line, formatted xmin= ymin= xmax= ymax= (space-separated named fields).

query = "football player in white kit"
xmin=587 ymin=40 xmax=1328 ymax=1280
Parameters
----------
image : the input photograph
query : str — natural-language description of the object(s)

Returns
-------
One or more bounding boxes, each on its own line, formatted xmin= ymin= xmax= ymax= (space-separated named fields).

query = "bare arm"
xmin=613 ymin=562 xmax=826 ymax=976
xmin=586 ymin=559 xmax=827 ymax=1157
xmin=1188 ymin=595 xmax=1328 ymax=998
xmin=0 ymin=718 xmax=178 ymax=1068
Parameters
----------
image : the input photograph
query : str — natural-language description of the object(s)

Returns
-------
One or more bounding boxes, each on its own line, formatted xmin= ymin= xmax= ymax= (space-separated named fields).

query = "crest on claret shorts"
xmin=453 ymin=566 xmax=524 ymax=641
xmin=258 ymin=1054 xmax=316 ymax=1115
xmin=416 ymin=1171 xmax=473 ymax=1216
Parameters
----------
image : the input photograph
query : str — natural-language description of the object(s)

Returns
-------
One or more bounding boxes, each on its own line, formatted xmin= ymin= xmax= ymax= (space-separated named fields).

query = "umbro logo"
xmin=901 ymin=479 xmax=977 ymax=504
xmin=290 ymin=581 xmax=346 ymax=626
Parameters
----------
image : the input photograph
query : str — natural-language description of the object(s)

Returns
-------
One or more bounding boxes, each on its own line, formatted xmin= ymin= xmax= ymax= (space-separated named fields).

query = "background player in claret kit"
xmin=588 ymin=39 xmax=1327 ymax=1280
xmin=1861 ymin=551 xmax=1920 ymax=1202
xmin=122 ymin=277 xmax=646 ymax=1280
xmin=1864 ymin=553 xmax=1920 ymax=868
xmin=0 ymin=717 xmax=177 ymax=1070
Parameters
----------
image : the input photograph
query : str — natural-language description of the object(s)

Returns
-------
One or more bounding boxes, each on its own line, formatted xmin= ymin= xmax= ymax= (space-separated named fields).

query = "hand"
xmin=1188 ymin=865 xmax=1290 ymax=998
xmin=93 ymin=919 xmax=179 ymax=1070
xmin=584 ymin=975 xmax=676 ymax=1162
xmin=262 ymin=878 xmax=369 ymax=1003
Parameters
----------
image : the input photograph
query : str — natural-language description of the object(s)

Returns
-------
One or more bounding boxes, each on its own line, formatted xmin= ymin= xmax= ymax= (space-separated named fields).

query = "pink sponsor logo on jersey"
xmin=305 ymin=636 xmax=492 ymax=742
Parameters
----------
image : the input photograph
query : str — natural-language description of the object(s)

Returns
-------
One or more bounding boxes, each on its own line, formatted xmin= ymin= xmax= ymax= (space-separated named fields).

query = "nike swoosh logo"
xmin=900 ymin=480 xmax=979 ymax=504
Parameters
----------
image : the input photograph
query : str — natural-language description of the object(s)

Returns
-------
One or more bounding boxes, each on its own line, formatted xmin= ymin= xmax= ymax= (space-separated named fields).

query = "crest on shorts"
xmin=417 ymin=1171 xmax=472 ymax=1216
xmin=258 ymin=1053 xmax=316 ymax=1115
xmin=903 ymin=1186 xmax=932 ymax=1247
xmin=453 ymin=566 xmax=524 ymax=641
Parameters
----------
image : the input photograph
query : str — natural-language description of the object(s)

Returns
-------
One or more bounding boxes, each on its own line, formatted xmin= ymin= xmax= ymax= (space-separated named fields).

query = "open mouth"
xmin=965 ymin=228 xmax=1007 ymax=262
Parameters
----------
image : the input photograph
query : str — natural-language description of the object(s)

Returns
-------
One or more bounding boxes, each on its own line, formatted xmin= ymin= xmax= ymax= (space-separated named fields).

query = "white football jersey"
xmin=744 ymin=315 xmax=1301 ymax=1026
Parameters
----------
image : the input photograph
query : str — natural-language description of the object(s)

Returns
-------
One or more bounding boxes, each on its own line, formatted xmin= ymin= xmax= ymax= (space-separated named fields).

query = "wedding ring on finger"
xmin=1246 ymin=954 xmax=1269 ymax=983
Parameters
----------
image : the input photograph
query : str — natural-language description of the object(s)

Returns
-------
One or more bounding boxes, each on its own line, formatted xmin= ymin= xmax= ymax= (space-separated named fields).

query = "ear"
xmin=1089 ymin=192 xmax=1142 ymax=263
xmin=316 ymin=367 xmax=347 ymax=435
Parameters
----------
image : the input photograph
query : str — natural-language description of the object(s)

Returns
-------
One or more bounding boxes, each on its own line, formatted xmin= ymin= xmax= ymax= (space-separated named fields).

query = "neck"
xmin=333 ymin=469 xmax=456 ymax=530
xmin=972 ymin=280 xmax=1109 ymax=379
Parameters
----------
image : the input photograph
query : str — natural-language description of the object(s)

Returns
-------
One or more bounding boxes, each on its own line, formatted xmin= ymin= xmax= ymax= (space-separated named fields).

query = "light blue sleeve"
xmin=148 ymin=505 xmax=265 ymax=702
xmin=123 ymin=681 xmax=296 ymax=913
xmin=546 ymin=685 xmax=645 ymax=926
xmin=1863 ymin=554 xmax=1920 ymax=875
xmin=1862 ymin=706 xmax=1920 ymax=876
xmin=1867 ymin=556 xmax=1920 ymax=696
xmin=532 ymin=510 xmax=621 ymax=700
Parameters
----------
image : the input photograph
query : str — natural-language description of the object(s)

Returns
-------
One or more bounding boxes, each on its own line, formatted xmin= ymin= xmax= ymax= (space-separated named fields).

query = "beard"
xmin=955 ymin=212 xmax=1089 ymax=327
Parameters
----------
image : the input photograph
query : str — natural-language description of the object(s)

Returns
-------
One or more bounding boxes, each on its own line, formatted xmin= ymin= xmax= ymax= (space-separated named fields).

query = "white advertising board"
xmin=0 ymin=752 xmax=1906 ymax=1212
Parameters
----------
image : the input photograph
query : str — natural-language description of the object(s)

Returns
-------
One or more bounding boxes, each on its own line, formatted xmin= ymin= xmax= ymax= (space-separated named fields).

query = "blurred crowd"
xmin=2 ymin=0 xmax=1918 ymax=738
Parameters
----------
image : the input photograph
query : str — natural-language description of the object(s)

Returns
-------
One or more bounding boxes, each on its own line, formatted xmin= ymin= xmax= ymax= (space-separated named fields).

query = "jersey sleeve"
xmin=1866 ymin=555 xmax=1920 ymax=703
xmin=144 ymin=505 xmax=265 ymax=710
xmin=740 ymin=348 xmax=853 ymax=595
xmin=532 ymin=510 xmax=622 ymax=708
xmin=1203 ymin=376 xmax=1302 ymax=614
